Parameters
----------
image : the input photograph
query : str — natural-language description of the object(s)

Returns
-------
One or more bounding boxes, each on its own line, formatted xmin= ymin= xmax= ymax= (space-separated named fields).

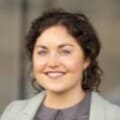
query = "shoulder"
xmin=0 ymin=100 xmax=28 ymax=120
xmin=0 ymin=91 xmax=46 ymax=120
xmin=91 ymin=91 xmax=120 ymax=119
xmin=91 ymin=91 xmax=120 ymax=109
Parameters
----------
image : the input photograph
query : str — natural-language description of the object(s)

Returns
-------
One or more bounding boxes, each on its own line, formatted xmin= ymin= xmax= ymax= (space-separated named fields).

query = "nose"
xmin=47 ymin=53 xmax=60 ymax=68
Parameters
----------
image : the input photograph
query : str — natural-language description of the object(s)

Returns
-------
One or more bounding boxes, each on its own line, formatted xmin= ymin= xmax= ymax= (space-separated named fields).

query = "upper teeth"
xmin=46 ymin=72 xmax=64 ymax=77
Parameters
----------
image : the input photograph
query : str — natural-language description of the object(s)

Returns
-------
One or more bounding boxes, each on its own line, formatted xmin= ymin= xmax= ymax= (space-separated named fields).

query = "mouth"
xmin=44 ymin=71 xmax=66 ymax=79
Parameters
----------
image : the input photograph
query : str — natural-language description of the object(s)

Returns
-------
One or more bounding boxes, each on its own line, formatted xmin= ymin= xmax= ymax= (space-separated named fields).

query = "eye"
xmin=61 ymin=49 xmax=72 ymax=55
xmin=37 ymin=50 xmax=48 ymax=56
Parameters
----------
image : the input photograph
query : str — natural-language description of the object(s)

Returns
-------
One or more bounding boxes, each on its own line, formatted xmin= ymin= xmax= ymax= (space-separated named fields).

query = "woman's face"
xmin=32 ymin=25 xmax=89 ymax=93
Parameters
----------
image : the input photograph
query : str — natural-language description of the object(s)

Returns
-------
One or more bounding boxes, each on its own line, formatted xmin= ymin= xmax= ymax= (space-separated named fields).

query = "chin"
xmin=45 ymin=86 xmax=67 ymax=94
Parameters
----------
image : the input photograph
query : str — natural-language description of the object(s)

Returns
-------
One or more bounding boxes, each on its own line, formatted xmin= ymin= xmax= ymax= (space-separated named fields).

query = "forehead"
xmin=35 ymin=25 xmax=79 ymax=47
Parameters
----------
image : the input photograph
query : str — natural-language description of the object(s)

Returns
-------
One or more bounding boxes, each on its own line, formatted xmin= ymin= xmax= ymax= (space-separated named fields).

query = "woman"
xmin=1 ymin=9 xmax=120 ymax=120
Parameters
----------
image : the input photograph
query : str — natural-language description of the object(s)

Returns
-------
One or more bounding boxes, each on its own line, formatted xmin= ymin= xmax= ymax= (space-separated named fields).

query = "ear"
xmin=83 ymin=58 xmax=90 ymax=70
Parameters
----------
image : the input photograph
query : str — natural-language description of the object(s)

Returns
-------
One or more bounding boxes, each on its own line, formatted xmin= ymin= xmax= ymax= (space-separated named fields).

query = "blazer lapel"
xmin=89 ymin=92 xmax=105 ymax=120
xmin=20 ymin=91 xmax=46 ymax=120
xmin=16 ymin=91 xmax=106 ymax=120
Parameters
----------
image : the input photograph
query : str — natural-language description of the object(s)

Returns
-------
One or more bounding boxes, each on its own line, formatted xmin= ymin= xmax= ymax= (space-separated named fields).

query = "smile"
xmin=45 ymin=72 xmax=66 ymax=79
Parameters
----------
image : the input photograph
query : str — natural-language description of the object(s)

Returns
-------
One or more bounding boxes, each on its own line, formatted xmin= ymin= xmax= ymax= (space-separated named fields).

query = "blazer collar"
xmin=74 ymin=91 xmax=105 ymax=120
xmin=89 ymin=92 xmax=105 ymax=120
xmin=20 ymin=91 xmax=105 ymax=120
xmin=21 ymin=91 xmax=46 ymax=120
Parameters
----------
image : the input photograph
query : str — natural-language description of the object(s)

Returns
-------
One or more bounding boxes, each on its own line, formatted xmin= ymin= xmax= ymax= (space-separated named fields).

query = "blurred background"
xmin=0 ymin=0 xmax=120 ymax=114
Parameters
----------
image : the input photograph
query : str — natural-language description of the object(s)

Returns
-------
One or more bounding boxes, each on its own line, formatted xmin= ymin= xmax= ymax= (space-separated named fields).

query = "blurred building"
xmin=0 ymin=0 xmax=120 ymax=114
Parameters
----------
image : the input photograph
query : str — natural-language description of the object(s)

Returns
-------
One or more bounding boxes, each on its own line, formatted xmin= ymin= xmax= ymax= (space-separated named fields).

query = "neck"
xmin=43 ymin=87 xmax=86 ymax=109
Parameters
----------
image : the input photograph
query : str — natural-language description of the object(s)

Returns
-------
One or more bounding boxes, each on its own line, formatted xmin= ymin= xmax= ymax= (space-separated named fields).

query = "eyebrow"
xmin=58 ymin=44 xmax=73 ymax=48
xmin=35 ymin=44 xmax=74 ymax=49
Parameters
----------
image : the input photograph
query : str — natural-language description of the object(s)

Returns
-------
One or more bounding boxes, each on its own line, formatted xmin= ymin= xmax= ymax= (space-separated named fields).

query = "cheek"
xmin=64 ymin=58 xmax=84 ymax=73
xmin=33 ymin=57 xmax=45 ymax=72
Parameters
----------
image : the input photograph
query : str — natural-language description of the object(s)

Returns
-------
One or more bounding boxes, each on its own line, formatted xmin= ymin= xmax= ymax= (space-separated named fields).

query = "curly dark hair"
xmin=26 ymin=9 xmax=103 ymax=92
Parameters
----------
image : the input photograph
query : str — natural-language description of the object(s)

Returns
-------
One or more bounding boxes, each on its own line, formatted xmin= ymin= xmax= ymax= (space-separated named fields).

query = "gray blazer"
xmin=0 ymin=91 xmax=120 ymax=120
